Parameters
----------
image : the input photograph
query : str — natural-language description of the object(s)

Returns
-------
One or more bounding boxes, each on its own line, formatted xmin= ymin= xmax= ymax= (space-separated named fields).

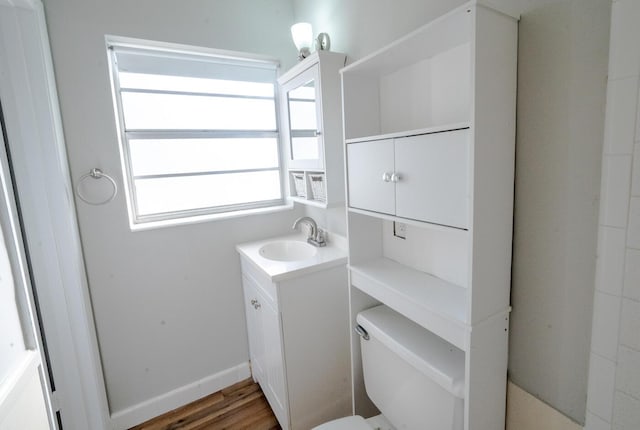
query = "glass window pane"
xmin=291 ymin=137 xmax=319 ymax=160
xmin=134 ymin=170 xmax=282 ymax=216
xmin=288 ymin=100 xmax=317 ymax=130
xmin=129 ymin=138 xmax=279 ymax=176
xmin=119 ymin=72 xmax=275 ymax=97
xmin=121 ymin=92 xmax=276 ymax=130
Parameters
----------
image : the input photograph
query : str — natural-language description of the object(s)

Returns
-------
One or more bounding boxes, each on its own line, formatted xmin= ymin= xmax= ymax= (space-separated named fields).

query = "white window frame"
xmin=106 ymin=36 xmax=286 ymax=229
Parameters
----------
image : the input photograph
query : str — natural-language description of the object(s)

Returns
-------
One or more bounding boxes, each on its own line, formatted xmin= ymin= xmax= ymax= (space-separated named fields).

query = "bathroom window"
xmin=107 ymin=39 xmax=283 ymax=227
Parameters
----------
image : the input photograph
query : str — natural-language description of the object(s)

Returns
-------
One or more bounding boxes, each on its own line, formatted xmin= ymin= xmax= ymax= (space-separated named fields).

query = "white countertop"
xmin=236 ymin=233 xmax=348 ymax=282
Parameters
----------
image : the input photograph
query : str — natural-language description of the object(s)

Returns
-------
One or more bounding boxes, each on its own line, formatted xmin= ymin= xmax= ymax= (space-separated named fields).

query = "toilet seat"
xmin=312 ymin=415 xmax=371 ymax=430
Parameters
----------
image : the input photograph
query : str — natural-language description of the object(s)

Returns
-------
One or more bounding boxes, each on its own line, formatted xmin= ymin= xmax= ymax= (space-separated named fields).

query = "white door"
xmin=0 ymin=224 xmax=51 ymax=430
xmin=347 ymin=139 xmax=395 ymax=215
xmin=242 ymin=276 xmax=266 ymax=385
xmin=394 ymin=129 xmax=470 ymax=228
xmin=0 ymin=122 xmax=53 ymax=429
xmin=0 ymin=2 xmax=109 ymax=428
xmin=259 ymin=291 xmax=289 ymax=429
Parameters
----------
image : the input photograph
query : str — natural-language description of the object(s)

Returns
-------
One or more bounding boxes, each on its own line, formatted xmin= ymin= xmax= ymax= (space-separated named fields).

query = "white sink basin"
xmin=259 ymin=240 xmax=318 ymax=262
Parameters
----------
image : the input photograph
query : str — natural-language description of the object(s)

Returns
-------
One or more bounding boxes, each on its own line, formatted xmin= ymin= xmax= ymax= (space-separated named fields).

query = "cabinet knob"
xmin=254 ymin=302 xmax=261 ymax=310
xmin=250 ymin=299 xmax=258 ymax=306
xmin=390 ymin=173 xmax=401 ymax=183
xmin=382 ymin=172 xmax=391 ymax=182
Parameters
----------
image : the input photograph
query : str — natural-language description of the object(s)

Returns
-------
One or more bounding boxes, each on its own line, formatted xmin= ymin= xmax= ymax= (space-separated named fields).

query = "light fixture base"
xmin=297 ymin=47 xmax=311 ymax=61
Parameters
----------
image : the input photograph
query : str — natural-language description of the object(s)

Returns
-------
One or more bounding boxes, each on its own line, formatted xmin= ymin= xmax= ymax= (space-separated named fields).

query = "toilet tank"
xmin=357 ymin=305 xmax=465 ymax=430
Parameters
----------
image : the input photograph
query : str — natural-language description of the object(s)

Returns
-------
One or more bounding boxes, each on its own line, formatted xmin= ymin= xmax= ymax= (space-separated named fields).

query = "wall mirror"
xmin=282 ymin=66 xmax=323 ymax=169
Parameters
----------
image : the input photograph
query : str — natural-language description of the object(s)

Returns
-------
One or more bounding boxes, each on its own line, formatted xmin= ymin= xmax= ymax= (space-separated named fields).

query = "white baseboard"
xmin=109 ymin=362 xmax=251 ymax=430
xmin=506 ymin=381 xmax=583 ymax=430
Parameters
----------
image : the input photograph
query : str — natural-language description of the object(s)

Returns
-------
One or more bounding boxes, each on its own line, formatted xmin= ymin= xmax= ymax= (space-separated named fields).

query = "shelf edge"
xmin=345 ymin=123 xmax=470 ymax=144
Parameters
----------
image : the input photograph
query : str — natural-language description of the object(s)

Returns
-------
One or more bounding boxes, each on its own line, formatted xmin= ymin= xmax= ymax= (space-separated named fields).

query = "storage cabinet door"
xmin=394 ymin=129 xmax=470 ymax=228
xmin=347 ymin=139 xmax=395 ymax=215
xmin=242 ymin=276 xmax=265 ymax=385
xmin=259 ymin=292 xmax=289 ymax=429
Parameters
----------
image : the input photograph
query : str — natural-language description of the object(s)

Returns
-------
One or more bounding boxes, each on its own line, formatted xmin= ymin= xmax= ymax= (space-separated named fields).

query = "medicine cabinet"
xmin=279 ymin=51 xmax=346 ymax=207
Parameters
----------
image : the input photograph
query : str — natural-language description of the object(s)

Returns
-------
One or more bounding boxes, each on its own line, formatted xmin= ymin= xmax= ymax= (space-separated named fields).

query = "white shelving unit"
xmin=279 ymin=51 xmax=346 ymax=207
xmin=342 ymin=2 xmax=518 ymax=429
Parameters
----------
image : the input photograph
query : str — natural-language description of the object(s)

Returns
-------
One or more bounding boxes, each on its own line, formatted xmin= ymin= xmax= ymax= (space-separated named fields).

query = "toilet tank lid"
xmin=357 ymin=305 xmax=465 ymax=398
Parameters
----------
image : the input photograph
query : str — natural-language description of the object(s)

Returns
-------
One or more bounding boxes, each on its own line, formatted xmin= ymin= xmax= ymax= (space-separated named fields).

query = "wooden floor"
xmin=130 ymin=378 xmax=281 ymax=430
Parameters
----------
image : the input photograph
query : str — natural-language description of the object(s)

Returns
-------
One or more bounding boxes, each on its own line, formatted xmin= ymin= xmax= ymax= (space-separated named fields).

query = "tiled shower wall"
xmin=585 ymin=1 xmax=640 ymax=429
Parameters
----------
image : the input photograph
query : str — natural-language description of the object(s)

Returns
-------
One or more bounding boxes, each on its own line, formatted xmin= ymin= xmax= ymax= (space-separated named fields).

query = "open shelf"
xmin=288 ymin=170 xmax=330 ymax=207
xmin=340 ymin=6 xmax=472 ymax=77
xmin=349 ymin=258 xmax=469 ymax=350
xmin=347 ymin=207 xmax=469 ymax=233
xmin=341 ymin=7 xmax=473 ymax=140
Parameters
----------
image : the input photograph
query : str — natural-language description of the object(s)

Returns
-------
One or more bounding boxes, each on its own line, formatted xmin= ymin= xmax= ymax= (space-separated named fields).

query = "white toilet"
xmin=314 ymin=305 xmax=465 ymax=430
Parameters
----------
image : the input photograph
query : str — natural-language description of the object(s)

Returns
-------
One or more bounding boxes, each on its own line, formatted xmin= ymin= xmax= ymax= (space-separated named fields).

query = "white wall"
xmin=0 ymin=226 xmax=27 ymax=389
xmin=42 ymin=0 xmax=304 ymax=424
xmin=584 ymin=1 xmax=640 ymax=429
xmin=508 ymin=0 xmax=609 ymax=423
xmin=0 ymin=221 xmax=48 ymax=430
xmin=292 ymin=0 xmax=467 ymax=66
xmin=0 ymin=354 xmax=49 ymax=430
xmin=293 ymin=0 xmax=610 ymax=424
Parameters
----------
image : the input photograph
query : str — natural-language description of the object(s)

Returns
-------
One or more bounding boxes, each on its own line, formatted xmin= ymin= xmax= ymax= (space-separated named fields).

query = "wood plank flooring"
xmin=130 ymin=378 xmax=281 ymax=430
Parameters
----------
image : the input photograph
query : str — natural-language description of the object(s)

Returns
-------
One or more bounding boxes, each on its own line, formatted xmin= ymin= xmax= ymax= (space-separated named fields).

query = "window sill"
xmin=129 ymin=202 xmax=295 ymax=232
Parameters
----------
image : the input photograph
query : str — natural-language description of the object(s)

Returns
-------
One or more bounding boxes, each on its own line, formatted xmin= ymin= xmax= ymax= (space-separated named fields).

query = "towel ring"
xmin=76 ymin=168 xmax=117 ymax=205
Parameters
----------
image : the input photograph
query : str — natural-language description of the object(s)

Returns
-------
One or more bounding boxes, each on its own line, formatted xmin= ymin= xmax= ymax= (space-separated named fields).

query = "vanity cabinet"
xmin=347 ymin=128 xmax=470 ymax=229
xmin=237 ymin=239 xmax=351 ymax=430
xmin=342 ymin=3 xmax=518 ymax=430
xmin=279 ymin=51 xmax=346 ymax=207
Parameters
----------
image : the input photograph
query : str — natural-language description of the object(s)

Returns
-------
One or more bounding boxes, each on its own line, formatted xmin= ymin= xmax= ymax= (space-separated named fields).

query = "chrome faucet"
xmin=292 ymin=216 xmax=326 ymax=247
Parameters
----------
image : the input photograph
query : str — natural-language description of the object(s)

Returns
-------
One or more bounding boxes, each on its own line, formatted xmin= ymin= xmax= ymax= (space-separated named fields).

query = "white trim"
xmin=0 ymin=1 xmax=110 ymax=429
xmin=110 ymin=362 xmax=251 ymax=430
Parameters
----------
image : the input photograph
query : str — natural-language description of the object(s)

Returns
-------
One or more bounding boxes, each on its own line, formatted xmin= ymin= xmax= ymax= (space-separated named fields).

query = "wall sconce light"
xmin=291 ymin=23 xmax=313 ymax=61
xmin=291 ymin=23 xmax=332 ymax=61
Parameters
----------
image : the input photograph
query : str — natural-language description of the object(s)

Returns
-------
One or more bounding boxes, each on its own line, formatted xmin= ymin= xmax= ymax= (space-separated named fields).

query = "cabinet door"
xmin=282 ymin=65 xmax=324 ymax=169
xmin=394 ymin=129 xmax=470 ymax=228
xmin=347 ymin=139 xmax=395 ymax=215
xmin=259 ymin=291 xmax=289 ymax=428
xmin=242 ymin=276 xmax=265 ymax=385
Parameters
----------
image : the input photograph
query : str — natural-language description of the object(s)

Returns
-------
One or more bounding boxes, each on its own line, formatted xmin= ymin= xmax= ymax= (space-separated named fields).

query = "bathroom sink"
xmin=258 ymin=240 xmax=318 ymax=262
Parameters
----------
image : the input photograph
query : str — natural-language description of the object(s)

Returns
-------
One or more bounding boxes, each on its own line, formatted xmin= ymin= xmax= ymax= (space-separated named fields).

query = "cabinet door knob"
xmin=250 ymin=299 xmax=258 ymax=306
xmin=382 ymin=172 xmax=391 ymax=182
xmin=390 ymin=173 xmax=401 ymax=183
xmin=254 ymin=302 xmax=261 ymax=310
